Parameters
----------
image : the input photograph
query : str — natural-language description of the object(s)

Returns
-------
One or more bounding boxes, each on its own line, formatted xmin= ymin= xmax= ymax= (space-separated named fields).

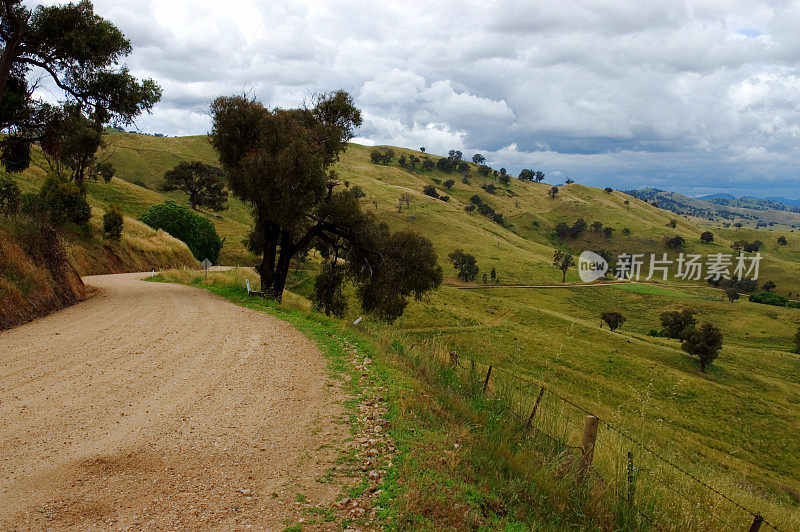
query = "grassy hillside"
xmin=34 ymin=133 xmax=799 ymax=525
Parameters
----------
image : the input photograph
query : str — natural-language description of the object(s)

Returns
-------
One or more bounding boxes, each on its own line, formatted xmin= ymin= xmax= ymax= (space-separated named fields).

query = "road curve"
xmin=0 ymin=273 xmax=346 ymax=529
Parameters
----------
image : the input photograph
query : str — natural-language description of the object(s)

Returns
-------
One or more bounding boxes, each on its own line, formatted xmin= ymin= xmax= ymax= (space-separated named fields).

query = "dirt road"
xmin=0 ymin=273 xmax=347 ymax=530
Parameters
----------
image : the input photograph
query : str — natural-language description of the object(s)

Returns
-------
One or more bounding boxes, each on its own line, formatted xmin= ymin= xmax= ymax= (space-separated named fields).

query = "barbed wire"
xmin=441 ymin=350 xmax=783 ymax=531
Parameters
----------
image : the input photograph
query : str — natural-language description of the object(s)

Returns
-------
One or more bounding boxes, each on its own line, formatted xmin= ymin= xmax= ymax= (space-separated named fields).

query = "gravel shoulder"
xmin=0 ymin=272 xmax=348 ymax=529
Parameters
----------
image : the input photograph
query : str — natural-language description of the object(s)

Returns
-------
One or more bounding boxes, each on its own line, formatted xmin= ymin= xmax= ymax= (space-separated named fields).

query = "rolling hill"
xmin=9 ymin=132 xmax=800 ymax=527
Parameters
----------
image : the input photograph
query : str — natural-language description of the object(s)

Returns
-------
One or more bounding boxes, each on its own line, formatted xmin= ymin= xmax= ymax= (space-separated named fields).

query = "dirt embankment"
xmin=0 ymin=273 xmax=347 ymax=529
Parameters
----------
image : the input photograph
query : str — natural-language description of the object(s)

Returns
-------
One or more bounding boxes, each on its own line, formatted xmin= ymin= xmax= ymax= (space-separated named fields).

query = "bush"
xmin=749 ymin=291 xmax=790 ymax=307
xmin=663 ymin=235 xmax=685 ymax=248
xmin=423 ymin=185 xmax=439 ymax=198
xmin=0 ymin=173 xmax=21 ymax=214
xmin=102 ymin=204 xmax=124 ymax=241
xmin=140 ymin=200 xmax=223 ymax=263
xmin=33 ymin=176 xmax=91 ymax=227
xmin=482 ymin=183 xmax=496 ymax=194
xmin=350 ymin=185 xmax=366 ymax=199
xmin=680 ymin=322 xmax=722 ymax=372
xmin=439 ymin=195 xmax=450 ymax=202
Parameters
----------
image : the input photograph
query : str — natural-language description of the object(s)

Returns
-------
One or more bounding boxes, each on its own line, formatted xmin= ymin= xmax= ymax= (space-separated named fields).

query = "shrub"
xmin=794 ymin=326 xmax=800 ymax=354
xmin=423 ymin=185 xmax=439 ymax=198
xmin=464 ymin=204 xmax=475 ymax=213
xmin=700 ymin=231 xmax=714 ymax=244
xmin=439 ymin=195 xmax=450 ymax=202
xmin=604 ymin=187 xmax=613 ymax=194
xmin=547 ymin=186 xmax=559 ymax=198
xmin=443 ymin=179 xmax=455 ymax=190
xmin=102 ymin=203 xmax=124 ymax=241
xmin=35 ymin=176 xmax=91 ymax=227
xmin=622 ymin=227 xmax=631 ymax=236
xmin=140 ymin=200 xmax=223 ymax=263
xmin=498 ymin=174 xmax=510 ymax=185
xmin=0 ymin=173 xmax=21 ymax=214
xmin=777 ymin=236 xmax=788 ymax=245
xmin=725 ymin=287 xmax=740 ymax=302
xmin=600 ymin=311 xmax=626 ymax=331
xmin=350 ymin=185 xmax=366 ymax=199
xmin=749 ymin=291 xmax=790 ymax=307
xmin=370 ymin=148 xmax=394 ymax=165
xmin=663 ymin=235 xmax=685 ymax=248
xmin=482 ymin=183 xmax=496 ymax=194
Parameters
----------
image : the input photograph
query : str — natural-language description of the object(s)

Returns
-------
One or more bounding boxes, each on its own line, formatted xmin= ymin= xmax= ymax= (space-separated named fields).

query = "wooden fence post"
xmin=577 ymin=415 xmax=599 ymax=481
xmin=526 ymin=387 xmax=546 ymax=429
xmin=483 ymin=365 xmax=493 ymax=393
xmin=627 ymin=451 xmax=636 ymax=505
xmin=748 ymin=515 xmax=763 ymax=532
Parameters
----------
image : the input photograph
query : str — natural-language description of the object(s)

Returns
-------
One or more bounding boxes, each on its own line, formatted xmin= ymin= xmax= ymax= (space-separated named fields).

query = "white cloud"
xmin=23 ymin=0 xmax=800 ymax=197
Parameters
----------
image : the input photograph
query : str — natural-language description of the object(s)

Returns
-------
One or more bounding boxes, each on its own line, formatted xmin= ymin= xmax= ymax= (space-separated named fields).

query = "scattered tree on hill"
xmin=490 ymin=267 xmax=496 ymax=282
xmin=725 ymin=287 xmax=740 ymax=302
xmin=422 ymin=158 xmax=435 ymax=171
xmin=667 ymin=219 xmax=678 ymax=228
xmin=499 ymin=168 xmax=506 ymax=176
xmin=777 ymin=236 xmax=788 ymax=245
xmin=700 ymin=231 xmax=714 ymax=244
xmin=139 ymin=200 xmax=222 ymax=263
xmin=210 ymin=91 xmax=442 ymax=316
xmin=622 ymin=227 xmax=631 ymax=235
xmin=733 ymin=222 xmax=743 ymax=229
xmin=663 ymin=235 xmax=685 ymax=248
xmin=0 ymin=173 xmax=21 ymax=214
xmin=399 ymin=192 xmax=411 ymax=209
xmin=443 ymin=179 xmax=455 ymax=190
xmin=0 ymin=1 xmax=161 ymax=175
xmin=498 ymin=173 xmax=510 ymax=185
xmin=439 ymin=195 xmax=449 ymax=202
xmin=547 ymin=186 xmax=559 ymax=198
xmin=457 ymin=161 xmax=470 ymax=174
xmin=423 ymin=185 xmax=439 ymax=198
xmin=448 ymin=249 xmax=479 ymax=282
xmin=603 ymin=187 xmax=613 ymax=194
xmin=472 ymin=153 xmax=485 ymax=164
xmin=102 ymin=203 xmax=123 ymax=240
xmin=553 ymin=250 xmax=574 ymax=282
xmin=555 ymin=218 xmax=587 ymax=239
xmin=762 ymin=280 xmax=776 ymax=293
xmin=565 ymin=178 xmax=574 ymax=185
xmin=659 ymin=308 xmax=697 ymax=339
xmin=603 ymin=226 xmax=614 ymax=239
xmin=420 ymin=147 xmax=425 ymax=153
xmin=370 ymin=148 xmax=394 ymax=165
xmin=518 ymin=169 xmax=534 ymax=181
xmin=436 ymin=157 xmax=456 ymax=173
xmin=624 ymin=199 xmax=630 ymax=207
xmin=591 ymin=221 xmax=603 ymax=233
xmin=477 ymin=164 xmax=491 ymax=176
xmin=794 ymin=326 xmax=800 ymax=354
xmin=600 ymin=311 xmax=626 ymax=331
xmin=680 ymin=322 xmax=722 ymax=372
xmin=482 ymin=183 xmax=496 ymax=194
xmin=464 ymin=203 xmax=475 ymax=213
xmin=448 ymin=150 xmax=463 ymax=161
xmin=160 ymin=161 xmax=228 ymax=211
xmin=534 ymin=171 xmax=545 ymax=182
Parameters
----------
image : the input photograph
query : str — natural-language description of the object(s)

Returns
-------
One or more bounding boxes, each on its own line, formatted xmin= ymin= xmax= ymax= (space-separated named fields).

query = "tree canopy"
xmin=210 ymin=90 xmax=441 ymax=320
xmin=0 ymin=0 xmax=161 ymax=173
xmin=161 ymin=161 xmax=228 ymax=211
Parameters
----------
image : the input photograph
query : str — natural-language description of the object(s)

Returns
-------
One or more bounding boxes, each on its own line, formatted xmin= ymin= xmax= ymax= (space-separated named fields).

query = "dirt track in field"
xmin=0 ymin=273 xmax=348 ymax=530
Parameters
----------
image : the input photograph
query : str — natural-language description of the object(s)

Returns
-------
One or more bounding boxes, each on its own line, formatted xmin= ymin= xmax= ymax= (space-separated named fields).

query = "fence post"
xmin=627 ymin=451 xmax=636 ymax=505
xmin=483 ymin=365 xmax=493 ymax=393
xmin=526 ymin=387 xmax=546 ymax=429
xmin=749 ymin=515 xmax=763 ymax=532
xmin=577 ymin=415 xmax=599 ymax=481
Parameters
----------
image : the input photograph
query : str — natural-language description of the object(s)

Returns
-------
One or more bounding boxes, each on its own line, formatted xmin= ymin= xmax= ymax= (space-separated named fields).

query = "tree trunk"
xmin=562 ymin=270 xmax=566 ymax=282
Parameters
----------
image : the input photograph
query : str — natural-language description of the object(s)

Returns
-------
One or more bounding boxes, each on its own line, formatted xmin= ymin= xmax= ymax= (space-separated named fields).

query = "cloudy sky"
xmin=29 ymin=0 xmax=800 ymax=197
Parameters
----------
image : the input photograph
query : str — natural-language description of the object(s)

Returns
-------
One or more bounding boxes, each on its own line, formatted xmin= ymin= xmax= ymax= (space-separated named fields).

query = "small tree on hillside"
xmin=660 ymin=308 xmax=697 ymax=339
xmin=548 ymin=186 xmax=559 ymax=198
xmin=600 ymin=311 xmax=626 ymax=331
xmin=443 ymin=179 xmax=455 ymax=190
xmin=777 ymin=236 xmax=788 ymax=245
xmin=399 ymin=192 xmax=412 ymax=209
xmin=591 ymin=221 xmax=604 ymax=233
xmin=161 ymin=161 xmax=228 ymax=211
xmin=680 ymin=322 xmax=723 ymax=372
xmin=0 ymin=174 xmax=21 ymax=214
xmin=603 ymin=226 xmax=614 ymax=239
xmin=553 ymin=250 xmax=574 ymax=282
xmin=518 ymin=169 xmax=534 ymax=181
xmin=472 ymin=153 xmax=485 ymax=164
xmin=423 ymin=185 xmax=439 ymax=198
xmin=700 ymin=231 xmax=714 ymax=244
xmin=794 ymin=326 xmax=800 ymax=354
xmin=762 ymin=280 xmax=776 ymax=292
xmin=448 ymin=249 xmax=479 ymax=282
xmin=102 ymin=203 xmax=124 ymax=241
xmin=667 ymin=219 xmax=678 ymax=228
xmin=725 ymin=287 xmax=740 ymax=302
xmin=499 ymin=173 xmax=510 ymax=185
xmin=603 ymin=187 xmax=613 ymax=194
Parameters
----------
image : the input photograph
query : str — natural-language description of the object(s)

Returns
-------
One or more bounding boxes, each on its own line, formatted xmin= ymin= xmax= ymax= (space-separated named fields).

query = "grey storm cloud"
xmin=27 ymin=0 xmax=800 ymax=197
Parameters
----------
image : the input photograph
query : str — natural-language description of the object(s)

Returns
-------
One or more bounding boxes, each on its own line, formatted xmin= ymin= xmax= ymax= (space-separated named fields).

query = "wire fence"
xmin=435 ymin=349 xmax=784 ymax=532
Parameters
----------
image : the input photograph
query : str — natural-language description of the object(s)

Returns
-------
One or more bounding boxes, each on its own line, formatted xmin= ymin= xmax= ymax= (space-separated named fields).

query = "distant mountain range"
xmin=624 ymin=188 xmax=800 ymax=227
